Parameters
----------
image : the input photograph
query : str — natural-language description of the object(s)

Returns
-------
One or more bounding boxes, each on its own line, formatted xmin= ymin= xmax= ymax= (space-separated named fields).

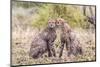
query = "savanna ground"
xmin=11 ymin=1 xmax=96 ymax=66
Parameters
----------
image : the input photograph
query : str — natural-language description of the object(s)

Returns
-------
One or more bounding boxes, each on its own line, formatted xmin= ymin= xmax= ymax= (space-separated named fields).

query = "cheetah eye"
xmin=57 ymin=22 xmax=59 ymax=24
xmin=48 ymin=22 xmax=51 ymax=23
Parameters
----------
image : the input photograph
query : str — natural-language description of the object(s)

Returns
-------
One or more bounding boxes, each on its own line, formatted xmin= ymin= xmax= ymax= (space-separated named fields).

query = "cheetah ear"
xmin=66 ymin=20 xmax=69 ymax=23
xmin=48 ymin=17 xmax=52 ymax=21
xmin=48 ymin=18 xmax=50 ymax=21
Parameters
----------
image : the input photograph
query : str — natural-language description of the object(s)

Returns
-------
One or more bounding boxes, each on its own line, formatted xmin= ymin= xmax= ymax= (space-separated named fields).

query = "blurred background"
xmin=12 ymin=0 xmax=95 ymax=30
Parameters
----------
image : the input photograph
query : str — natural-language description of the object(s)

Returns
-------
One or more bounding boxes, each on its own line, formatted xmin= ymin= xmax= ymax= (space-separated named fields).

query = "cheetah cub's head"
xmin=56 ymin=18 xmax=65 ymax=28
xmin=48 ymin=19 xmax=56 ymax=29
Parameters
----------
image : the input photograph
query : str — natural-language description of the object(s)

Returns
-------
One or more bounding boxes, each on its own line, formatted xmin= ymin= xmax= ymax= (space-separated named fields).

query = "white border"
xmin=0 ymin=0 xmax=100 ymax=67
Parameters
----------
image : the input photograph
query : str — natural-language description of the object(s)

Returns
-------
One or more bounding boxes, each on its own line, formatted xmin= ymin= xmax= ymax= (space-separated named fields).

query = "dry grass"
xmin=12 ymin=27 xmax=96 ymax=66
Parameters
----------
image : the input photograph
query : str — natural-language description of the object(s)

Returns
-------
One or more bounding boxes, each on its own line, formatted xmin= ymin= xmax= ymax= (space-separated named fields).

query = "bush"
xmin=31 ymin=4 xmax=87 ymax=29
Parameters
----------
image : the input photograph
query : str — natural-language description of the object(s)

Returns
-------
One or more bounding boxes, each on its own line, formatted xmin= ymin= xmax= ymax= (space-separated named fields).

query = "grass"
xmin=12 ymin=27 xmax=96 ymax=66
